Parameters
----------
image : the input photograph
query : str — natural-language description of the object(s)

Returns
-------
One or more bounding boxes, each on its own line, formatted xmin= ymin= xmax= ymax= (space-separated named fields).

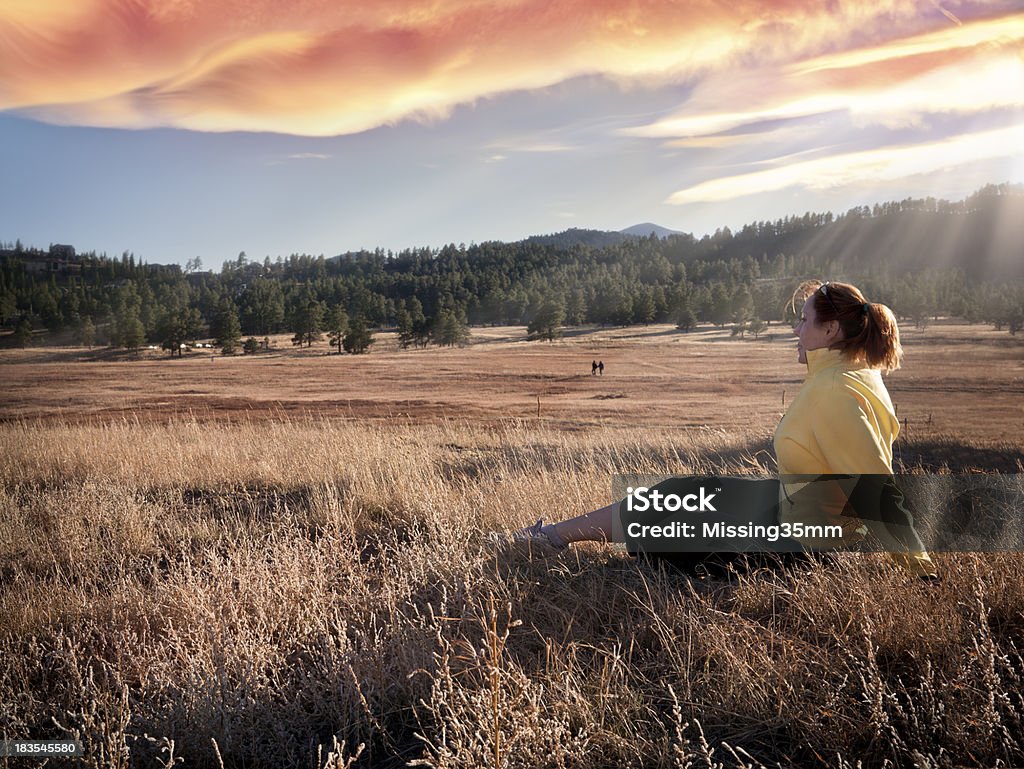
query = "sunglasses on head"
xmin=818 ymin=281 xmax=842 ymax=317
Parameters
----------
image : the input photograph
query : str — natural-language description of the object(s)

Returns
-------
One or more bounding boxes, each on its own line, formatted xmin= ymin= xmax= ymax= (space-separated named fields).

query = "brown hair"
xmin=789 ymin=280 xmax=903 ymax=371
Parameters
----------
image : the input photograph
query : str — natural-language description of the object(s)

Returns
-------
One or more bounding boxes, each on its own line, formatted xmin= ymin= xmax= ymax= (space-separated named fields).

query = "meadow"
xmin=2 ymin=322 xmax=1023 ymax=768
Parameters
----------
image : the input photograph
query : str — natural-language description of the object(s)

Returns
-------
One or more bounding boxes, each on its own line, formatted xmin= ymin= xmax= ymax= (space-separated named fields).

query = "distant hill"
xmin=518 ymin=227 xmax=629 ymax=250
xmin=705 ymin=187 xmax=1024 ymax=282
xmin=620 ymin=223 xmax=682 ymax=239
xmin=505 ymin=189 xmax=1024 ymax=280
xmin=517 ymin=223 xmax=682 ymax=250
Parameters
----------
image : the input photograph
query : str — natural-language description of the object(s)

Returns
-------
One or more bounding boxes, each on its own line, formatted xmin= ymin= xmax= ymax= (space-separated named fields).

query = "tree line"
xmin=2 ymin=184 xmax=1022 ymax=353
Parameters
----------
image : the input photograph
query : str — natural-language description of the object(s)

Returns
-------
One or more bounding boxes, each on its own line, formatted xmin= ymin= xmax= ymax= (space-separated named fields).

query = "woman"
xmin=511 ymin=280 xmax=939 ymax=579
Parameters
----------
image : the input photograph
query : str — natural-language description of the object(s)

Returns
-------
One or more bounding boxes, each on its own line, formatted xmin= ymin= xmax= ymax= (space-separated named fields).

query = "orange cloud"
xmin=625 ymin=13 xmax=1024 ymax=139
xmin=1 ymin=0 xmax=1014 ymax=135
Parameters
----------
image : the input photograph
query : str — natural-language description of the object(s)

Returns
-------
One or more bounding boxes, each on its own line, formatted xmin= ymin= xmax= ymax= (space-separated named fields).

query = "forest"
xmin=2 ymin=184 xmax=1023 ymax=353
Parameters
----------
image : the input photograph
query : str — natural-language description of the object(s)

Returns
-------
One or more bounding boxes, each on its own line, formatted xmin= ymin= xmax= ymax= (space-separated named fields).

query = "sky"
xmin=1 ymin=0 xmax=1022 ymax=266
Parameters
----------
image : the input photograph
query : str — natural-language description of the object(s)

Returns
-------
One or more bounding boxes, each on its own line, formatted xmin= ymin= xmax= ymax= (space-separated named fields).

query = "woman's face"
xmin=792 ymin=294 xmax=840 ymax=364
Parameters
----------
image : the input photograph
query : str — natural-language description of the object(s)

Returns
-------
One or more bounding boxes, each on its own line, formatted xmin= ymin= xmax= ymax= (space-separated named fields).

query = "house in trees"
xmin=0 ymin=243 xmax=82 ymax=275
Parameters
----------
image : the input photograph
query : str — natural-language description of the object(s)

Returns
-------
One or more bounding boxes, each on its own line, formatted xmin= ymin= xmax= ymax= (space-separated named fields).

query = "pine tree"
xmin=527 ymin=299 xmax=565 ymax=341
xmin=431 ymin=309 xmax=470 ymax=347
xmin=709 ymin=284 xmax=732 ymax=326
xmin=675 ymin=303 xmax=697 ymax=331
xmin=565 ymin=290 xmax=587 ymax=325
xmin=291 ymin=301 xmax=324 ymax=347
xmin=241 ymin=280 xmax=285 ymax=335
xmin=342 ymin=316 xmax=374 ymax=354
xmin=395 ymin=308 xmax=414 ymax=349
xmin=407 ymin=297 xmax=429 ymax=348
xmin=214 ymin=299 xmax=242 ymax=354
xmin=326 ymin=305 xmax=349 ymax=354
xmin=14 ymin=317 xmax=32 ymax=348
xmin=119 ymin=309 xmax=145 ymax=352
xmin=75 ymin=316 xmax=96 ymax=348
xmin=156 ymin=307 xmax=202 ymax=357
xmin=633 ymin=289 xmax=656 ymax=325
xmin=731 ymin=286 xmax=754 ymax=324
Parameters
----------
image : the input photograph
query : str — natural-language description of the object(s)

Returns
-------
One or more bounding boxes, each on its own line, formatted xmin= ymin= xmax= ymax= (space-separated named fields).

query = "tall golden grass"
xmin=2 ymin=417 xmax=1022 ymax=768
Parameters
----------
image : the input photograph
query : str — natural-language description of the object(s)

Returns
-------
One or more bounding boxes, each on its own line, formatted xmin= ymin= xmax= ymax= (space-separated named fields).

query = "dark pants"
xmin=620 ymin=476 xmax=816 ymax=577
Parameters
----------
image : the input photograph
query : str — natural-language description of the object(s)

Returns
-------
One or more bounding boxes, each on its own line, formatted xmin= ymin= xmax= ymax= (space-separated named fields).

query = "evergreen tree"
xmin=395 ymin=307 xmax=414 ymax=349
xmin=431 ymin=309 xmax=470 ymax=347
xmin=503 ymin=289 xmax=529 ymax=325
xmin=407 ymin=297 xmax=429 ymax=348
xmin=565 ymin=290 xmax=587 ymax=325
xmin=527 ymin=299 xmax=565 ymax=341
xmin=243 ymin=337 xmax=260 ymax=354
xmin=632 ymin=289 xmax=656 ymax=325
xmin=240 ymin=280 xmax=285 ymax=335
xmin=342 ymin=316 xmax=374 ymax=354
xmin=709 ymin=284 xmax=732 ymax=326
xmin=156 ymin=307 xmax=202 ymax=357
xmin=14 ymin=317 xmax=32 ymax=348
xmin=213 ymin=299 xmax=242 ymax=354
xmin=111 ymin=306 xmax=132 ymax=348
xmin=326 ymin=305 xmax=349 ymax=354
xmin=75 ymin=316 xmax=96 ymax=348
xmin=611 ymin=291 xmax=634 ymax=327
xmin=120 ymin=311 xmax=146 ymax=352
xmin=291 ymin=301 xmax=324 ymax=347
xmin=0 ymin=290 xmax=16 ymax=323
xmin=675 ymin=302 xmax=697 ymax=331
xmin=33 ymin=284 xmax=62 ymax=332
xmin=731 ymin=287 xmax=754 ymax=323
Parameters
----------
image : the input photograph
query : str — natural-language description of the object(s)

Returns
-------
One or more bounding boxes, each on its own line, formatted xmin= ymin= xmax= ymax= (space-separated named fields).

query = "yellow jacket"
xmin=773 ymin=348 xmax=938 ymax=577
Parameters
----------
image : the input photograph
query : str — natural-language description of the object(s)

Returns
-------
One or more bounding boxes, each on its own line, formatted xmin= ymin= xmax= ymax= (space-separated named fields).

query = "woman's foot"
xmin=491 ymin=519 xmax=569 ymax=552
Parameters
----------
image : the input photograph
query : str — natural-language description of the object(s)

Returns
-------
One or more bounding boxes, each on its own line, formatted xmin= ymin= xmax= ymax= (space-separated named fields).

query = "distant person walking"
xmin=598 ymin=360 xmax=605 ymax=376
xmin=591 ymin=360 xmax=598 ymax=376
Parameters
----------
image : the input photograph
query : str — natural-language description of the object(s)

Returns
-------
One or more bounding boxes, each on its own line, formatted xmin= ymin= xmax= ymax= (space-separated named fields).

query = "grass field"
xmin=2 ymin=322 xmax=1023 ymax=768
xmin=4 ymin=321 xmax=1023 ymax=444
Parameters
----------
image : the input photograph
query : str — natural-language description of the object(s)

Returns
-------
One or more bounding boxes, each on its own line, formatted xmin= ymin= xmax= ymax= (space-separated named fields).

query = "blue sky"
xmin=1 ymin=1 xmax=1022 ymax=266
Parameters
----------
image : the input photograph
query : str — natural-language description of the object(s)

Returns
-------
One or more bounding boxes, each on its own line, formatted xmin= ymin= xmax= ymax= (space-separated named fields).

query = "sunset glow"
xmin=0 ymin=0 xmax=1021 ymax=260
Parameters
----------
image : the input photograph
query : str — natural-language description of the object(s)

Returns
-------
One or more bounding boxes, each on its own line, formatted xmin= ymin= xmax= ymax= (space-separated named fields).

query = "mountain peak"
xmin=620 ymin=222 xmax=682 ymax=239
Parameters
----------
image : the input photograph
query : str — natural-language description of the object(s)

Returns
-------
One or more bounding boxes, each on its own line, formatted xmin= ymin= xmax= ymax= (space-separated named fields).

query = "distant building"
xmin=0 ymin=244 xmax=83 ymax=274
xmin=49 ymin=244 xmax=75 ymax=260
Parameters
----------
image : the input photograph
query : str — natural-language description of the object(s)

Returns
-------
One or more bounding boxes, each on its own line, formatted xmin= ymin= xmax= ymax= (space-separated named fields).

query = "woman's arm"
xmin=810 ymin=382 xmax=939 ymax=578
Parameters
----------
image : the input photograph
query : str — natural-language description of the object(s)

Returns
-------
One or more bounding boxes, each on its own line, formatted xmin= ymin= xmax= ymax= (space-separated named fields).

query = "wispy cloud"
xmin=666 ymin=123 xmax=1024 ymax=204
xmin=487 ymin=139 xmax=578 ymax=154
xmin=287 ymin=152 xmax=332 ymax=160
xmin=662 ymin=122 xmax=823 ymax=150
xmin=625 ymin=14 xmax=1024 ymax=140
xmin=2 ymin=0 xmax=1016 ymax=135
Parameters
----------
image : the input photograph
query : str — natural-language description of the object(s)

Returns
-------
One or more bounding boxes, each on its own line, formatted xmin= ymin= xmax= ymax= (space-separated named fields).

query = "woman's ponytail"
xmin=860 ymin=301 xmax=903 ymax=372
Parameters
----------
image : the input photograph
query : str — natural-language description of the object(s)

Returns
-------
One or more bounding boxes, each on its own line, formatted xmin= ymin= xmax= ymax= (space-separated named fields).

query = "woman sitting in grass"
xmin=509 ymin=280 xmax=939 ymax=580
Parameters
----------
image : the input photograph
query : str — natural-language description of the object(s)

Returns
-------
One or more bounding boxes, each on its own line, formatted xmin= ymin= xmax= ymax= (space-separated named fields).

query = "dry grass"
xmin=2 ymin=324 xmax=1023 ymax=768
xmin=3 ymin=321 xmax=1021 ymax=446
xmin=2 ymin=416 xmax=1023 ymax=768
